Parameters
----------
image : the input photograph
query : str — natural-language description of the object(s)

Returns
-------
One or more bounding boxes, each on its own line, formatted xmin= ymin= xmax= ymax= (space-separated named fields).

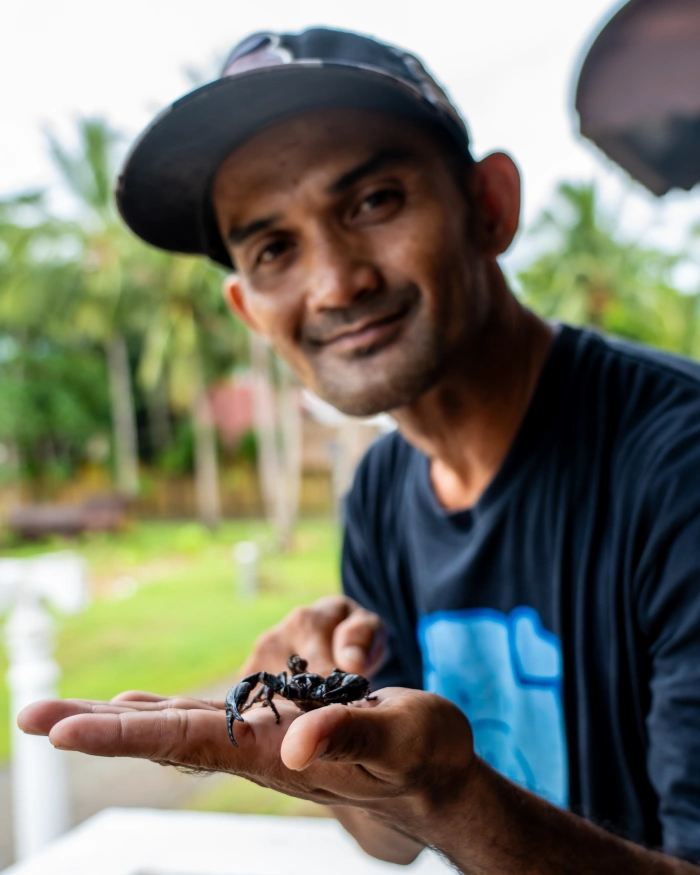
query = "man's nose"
xmin=305 ymin=229 xmax=381 ymax=311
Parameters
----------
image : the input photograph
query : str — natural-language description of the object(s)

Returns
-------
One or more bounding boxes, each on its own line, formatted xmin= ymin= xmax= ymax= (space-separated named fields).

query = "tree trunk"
xmin=250 ymin=333 xmax=301 ymax=551
xmin=145 ymin=377 xmax=173 ymax=456
xmin=277 ymin=362 xmax=301 ymax=550
xmin=251 ymin=333 xmax=282 ymax=534
xmin=105 ymin=334 xmax=139 ymax=497
xmin=190 ymin=350 xmax=221 ymax=529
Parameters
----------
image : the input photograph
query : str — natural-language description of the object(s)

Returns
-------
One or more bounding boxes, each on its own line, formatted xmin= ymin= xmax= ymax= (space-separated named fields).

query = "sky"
xmin=3 ymin=0 xmax=700 ymax=276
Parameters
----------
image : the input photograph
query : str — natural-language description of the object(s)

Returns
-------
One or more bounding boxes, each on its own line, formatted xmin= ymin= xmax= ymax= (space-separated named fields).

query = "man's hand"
xmin=239 ymin=595 xmax=386 ymax=678
xmin=17 ymin=686 xmax=474 ymax=822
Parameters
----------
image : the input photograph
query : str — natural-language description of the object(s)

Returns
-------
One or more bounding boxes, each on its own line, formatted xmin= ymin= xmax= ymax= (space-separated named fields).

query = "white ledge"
xmin=1 ymin=809 xmax=452 ymax=875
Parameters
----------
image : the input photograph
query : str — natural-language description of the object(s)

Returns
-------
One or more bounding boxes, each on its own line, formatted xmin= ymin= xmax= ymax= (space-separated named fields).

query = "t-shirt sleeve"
xmin=638 ymin=469 xmax=700 ymax=861
xmin=341 ymin=439 xmax=423 ymax=691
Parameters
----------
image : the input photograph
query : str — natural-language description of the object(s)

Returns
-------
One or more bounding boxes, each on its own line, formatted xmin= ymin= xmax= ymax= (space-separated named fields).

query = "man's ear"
xmin=222 ymin=274 xmax=261 ymax=333
xmin=473 ymin=152 xmax=521 ymax=257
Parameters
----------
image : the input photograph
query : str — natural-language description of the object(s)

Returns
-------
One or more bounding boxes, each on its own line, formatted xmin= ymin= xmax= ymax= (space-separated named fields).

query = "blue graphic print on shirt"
xmin=417 ymin=606 xmax=568 ymax=807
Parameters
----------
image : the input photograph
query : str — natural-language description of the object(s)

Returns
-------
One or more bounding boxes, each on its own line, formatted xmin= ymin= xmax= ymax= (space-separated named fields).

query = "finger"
xmin=18 ymin=699 xmax=135 ymax=736
xmin=47 ymin=708 xmax=231 ymax=764
xmin=47 ymin=700 xmax=303 ymax=772
xmin=332 ymin=607 xmax=386 ymax=675
xmin=300 ymin=596 xmax=356 ymax=672
xmin=241 ymin=596 xmax=357 ymax=677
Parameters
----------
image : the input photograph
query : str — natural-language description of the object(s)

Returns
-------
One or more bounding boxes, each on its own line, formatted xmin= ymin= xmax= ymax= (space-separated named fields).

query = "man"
xmin=19 ymin=28 xmax=700 ymax=872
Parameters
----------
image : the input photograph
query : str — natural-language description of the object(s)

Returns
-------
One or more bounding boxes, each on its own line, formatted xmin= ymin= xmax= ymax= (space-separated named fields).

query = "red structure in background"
xmin=576 ymin=0 xmax=700 ymax=195
xmin=209 ymin=374 xmax=256 ymax=446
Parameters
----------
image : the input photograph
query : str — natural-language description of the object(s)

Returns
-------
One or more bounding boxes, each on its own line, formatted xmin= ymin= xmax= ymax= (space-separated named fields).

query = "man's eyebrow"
xmin=226 ymin=215 xmax=280 ymax=247
xmin=328 ymin=150 xmax=410 ymax=195
xmin=225 ymin=151 xmax=408 ymax=245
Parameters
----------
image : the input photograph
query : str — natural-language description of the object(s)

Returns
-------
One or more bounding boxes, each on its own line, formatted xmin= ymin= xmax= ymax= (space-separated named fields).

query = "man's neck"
xmin=391 ymin=296 xmax=554 ymax=512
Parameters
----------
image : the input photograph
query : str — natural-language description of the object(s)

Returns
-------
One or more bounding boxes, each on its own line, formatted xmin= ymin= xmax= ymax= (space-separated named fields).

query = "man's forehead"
xmin=211 ymin=108 xmax=430 ymax=216
xmin=214 ymin=109 xmax=431 ymax=188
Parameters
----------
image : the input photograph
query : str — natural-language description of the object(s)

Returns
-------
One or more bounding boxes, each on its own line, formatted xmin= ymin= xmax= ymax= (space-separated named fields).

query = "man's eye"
xmin=357 ymin=189 xmax=401 ymax=215
xmin=257 ymin=239 xmax=290 ymax=265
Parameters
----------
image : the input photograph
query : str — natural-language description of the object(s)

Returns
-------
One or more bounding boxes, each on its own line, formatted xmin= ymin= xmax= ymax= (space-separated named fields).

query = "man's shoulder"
xmin=563 ymin=326 xmax=700 ymax=444
xmin=569 ymin=325 xmax=700 ymax=394
xmin=566 ymin=327 xmax=700 ymax=502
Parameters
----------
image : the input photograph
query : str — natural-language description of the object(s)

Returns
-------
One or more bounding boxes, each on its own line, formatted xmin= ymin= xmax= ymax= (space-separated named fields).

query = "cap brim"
xmin=116 ymin=63 xmax=469 ymax=268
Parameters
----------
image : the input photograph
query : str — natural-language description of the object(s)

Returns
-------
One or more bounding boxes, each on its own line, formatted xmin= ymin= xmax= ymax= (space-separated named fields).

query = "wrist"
xmin=369 ymin=744 xmax=482 ymax=853
xmin=410 ymin=751 xmax=484 ymax=847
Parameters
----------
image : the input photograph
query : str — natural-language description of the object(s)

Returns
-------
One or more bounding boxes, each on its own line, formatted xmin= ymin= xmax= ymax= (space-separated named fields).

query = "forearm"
xmin=398 ymin=757 xmax=700 ymax=875
xmin=329 ymin=805 xmax=423 ymax=865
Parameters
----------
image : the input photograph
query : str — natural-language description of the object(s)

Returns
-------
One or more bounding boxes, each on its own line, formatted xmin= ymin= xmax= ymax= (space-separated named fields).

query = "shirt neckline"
xmin=415 ymin=323 xmax=580 ymax=523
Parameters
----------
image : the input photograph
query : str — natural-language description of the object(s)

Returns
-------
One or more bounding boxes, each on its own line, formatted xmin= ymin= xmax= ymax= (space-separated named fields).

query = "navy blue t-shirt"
xmin=342 ymin=325 xmax=700 ymax=861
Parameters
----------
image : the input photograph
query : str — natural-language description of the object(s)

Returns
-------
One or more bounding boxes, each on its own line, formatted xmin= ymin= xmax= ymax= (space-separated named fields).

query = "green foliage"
xmin=236 ymin=429 xmax=258 ymax=464
xmin=157 ymin=418 xmax=195 ymax=475
xmin=0 ymin=339 xmax=110 ymax=483
xmin=0 ymin=117 xmax=249 ymax=489
xmin=518 ymin=182 xmax=700 ymax=358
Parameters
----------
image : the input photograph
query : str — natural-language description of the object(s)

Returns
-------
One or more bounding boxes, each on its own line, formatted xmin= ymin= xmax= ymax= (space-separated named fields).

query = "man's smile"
xmin=299 ymin=281 xmax=422 ymax=362
xmin=314 ymin=302 xmax=415 ymax=356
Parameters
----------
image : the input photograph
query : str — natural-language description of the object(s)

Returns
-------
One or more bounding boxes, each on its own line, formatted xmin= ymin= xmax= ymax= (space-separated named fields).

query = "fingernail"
xmin=340 ymin=646 xmax=365 ymax=670
xmin=299 ymin=736 xmax=329 ymax=770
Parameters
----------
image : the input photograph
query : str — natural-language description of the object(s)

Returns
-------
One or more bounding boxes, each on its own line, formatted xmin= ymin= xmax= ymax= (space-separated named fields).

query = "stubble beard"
xmin=305 ymin=306 xmax=450 ymax=417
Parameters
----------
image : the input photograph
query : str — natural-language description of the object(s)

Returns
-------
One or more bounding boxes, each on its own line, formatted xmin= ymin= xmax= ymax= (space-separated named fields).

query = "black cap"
xmin=116 ymin=27 xmax=471 ymax=268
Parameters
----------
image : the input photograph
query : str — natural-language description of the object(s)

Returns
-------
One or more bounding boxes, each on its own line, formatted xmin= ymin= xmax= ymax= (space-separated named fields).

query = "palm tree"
xmin=138 ymin=250 xmax=244 ymax=528
xmin=47 ymin=118 xmax=141 ymax=497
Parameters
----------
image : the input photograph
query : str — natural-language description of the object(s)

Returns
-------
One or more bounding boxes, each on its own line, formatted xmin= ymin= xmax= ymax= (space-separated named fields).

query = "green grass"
xmin=0 ymin=519 xmax=341 ymax=764
xmin=186 ymin=773 xmax=330 ymax=818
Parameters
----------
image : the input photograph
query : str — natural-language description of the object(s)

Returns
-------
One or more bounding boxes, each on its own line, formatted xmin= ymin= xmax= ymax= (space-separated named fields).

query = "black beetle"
xmin=225 ymin=654 xmax=375 ymax=746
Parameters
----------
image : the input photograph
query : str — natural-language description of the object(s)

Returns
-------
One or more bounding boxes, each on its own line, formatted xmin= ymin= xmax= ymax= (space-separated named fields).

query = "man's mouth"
xmin=313 ymin=304 xmax=413 ymax=355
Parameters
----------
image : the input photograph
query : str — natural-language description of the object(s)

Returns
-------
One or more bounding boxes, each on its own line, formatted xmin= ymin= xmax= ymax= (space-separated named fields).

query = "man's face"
xmin=212 ymin=108 xmax=489 ymax=417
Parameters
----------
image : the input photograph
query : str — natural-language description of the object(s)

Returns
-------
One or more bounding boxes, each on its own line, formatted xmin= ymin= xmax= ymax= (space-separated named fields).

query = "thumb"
xmin=281 ymin=697 xmax=393 ymax=773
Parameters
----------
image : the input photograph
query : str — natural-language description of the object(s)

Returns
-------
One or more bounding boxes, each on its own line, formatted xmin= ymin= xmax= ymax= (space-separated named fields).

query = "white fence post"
xmin=0 ymin=553 xmax=89 ymax=861
xmin=232 ymin=542 xmax=259 ymax=601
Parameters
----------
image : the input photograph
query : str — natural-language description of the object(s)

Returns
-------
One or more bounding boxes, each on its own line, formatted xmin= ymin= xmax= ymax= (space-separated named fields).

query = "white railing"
xmin=1 ymin=553 xmax=89 ymax=861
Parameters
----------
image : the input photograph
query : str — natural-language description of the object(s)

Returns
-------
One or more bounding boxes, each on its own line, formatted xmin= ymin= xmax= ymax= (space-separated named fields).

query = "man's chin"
xmin=305 ymin=318 xmax=444 ymax=417
xmin=311 ymin=365 xmax=438 ymax=418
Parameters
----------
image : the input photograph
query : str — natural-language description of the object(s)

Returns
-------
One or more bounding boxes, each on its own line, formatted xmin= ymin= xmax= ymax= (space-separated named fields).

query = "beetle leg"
xmin=241 ymin=685 xmax=266 ymax=713
xmin=265 ymin=686 xmax=282 ymax=723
